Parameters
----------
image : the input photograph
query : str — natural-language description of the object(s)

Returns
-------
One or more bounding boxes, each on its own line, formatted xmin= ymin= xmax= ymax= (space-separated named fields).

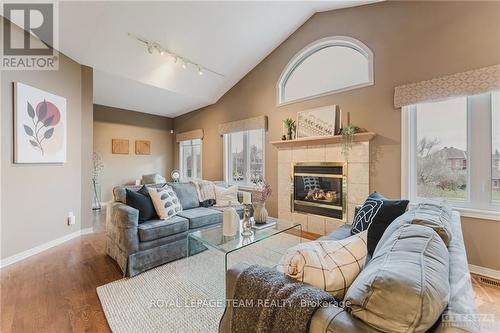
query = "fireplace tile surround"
xmin=276 ymin=142 xmax=370 ymax=235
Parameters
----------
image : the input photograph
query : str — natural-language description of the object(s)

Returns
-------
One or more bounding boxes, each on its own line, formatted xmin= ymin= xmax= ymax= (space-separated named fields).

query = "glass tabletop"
xmin=188 ymin=217 xmax=301 ymax=255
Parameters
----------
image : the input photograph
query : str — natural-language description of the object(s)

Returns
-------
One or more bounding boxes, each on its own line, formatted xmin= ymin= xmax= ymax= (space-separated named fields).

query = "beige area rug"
xmin=97 ymin=233 xmax=302 ymax=333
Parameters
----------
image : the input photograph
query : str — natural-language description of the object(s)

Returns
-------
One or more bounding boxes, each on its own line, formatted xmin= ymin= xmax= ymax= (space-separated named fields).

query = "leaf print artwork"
xmin=23 ymin=99 xmax=61 ymax=156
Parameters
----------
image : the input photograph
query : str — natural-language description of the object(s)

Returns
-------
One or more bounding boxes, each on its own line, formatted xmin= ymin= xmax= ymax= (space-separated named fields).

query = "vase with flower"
xmin=253 ymin=180 xmax=272 ymax=224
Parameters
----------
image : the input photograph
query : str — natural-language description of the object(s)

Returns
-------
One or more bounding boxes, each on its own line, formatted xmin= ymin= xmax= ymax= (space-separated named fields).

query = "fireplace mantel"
xmin=271 ymin=132 xmax=375 ymax=149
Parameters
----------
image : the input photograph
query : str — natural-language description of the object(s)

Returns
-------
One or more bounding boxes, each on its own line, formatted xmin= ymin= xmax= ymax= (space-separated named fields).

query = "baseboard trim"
xmin=469 ymin=264 xmax=500 ymax=280
xmin=0 ymin=227 xmax=94 ymax=269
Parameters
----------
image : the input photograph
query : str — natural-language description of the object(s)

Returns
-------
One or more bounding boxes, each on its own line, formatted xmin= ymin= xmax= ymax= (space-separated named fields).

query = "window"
xmin=402 ymin=91 xmax=500 ymax=219
xmin=179 ymin=139 xmax=201 ymax=180
xmin=277 ymin=36 xmax=373 ymax=105
xmin=224 ymin=129 xmax=264 ymax=185
xmin=492 ymin=91 xmax=500 ymax=204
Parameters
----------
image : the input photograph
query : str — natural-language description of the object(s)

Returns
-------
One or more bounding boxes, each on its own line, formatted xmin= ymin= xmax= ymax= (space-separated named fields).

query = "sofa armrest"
xmin=107 ymin=202 xmax=139 ymax=253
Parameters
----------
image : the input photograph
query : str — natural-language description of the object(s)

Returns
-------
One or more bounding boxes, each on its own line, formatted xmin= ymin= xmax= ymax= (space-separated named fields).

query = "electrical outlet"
xmin=67 ymin=212 xmax=76 ymax=226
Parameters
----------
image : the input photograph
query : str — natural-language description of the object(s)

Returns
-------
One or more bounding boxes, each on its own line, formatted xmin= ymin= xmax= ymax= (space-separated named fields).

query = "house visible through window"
xmin=403 ymin=90 xmax=500 ymax=215
xmin=224 ymin=129 xmax=264 ymax=185
xmin=179 ymin=139 xmax=201 ymax=180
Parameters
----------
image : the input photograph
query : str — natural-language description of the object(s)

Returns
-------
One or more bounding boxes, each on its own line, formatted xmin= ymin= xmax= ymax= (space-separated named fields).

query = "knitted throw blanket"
xmin=230 ymin=265 xmax=336 ymax=333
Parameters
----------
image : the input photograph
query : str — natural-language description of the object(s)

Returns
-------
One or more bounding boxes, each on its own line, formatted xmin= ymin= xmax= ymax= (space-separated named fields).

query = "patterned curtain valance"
xmin=175 ymin=129 xmax=204 ymax=142
xmin=394 ymin=64 xmax=500 ymax=108
xmin=218 ymin=115 xmax=268 ymax=135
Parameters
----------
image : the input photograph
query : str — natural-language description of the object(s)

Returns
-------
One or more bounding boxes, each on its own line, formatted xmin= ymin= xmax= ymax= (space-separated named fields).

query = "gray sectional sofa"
xmin=220 ymin=207 xmax=479 ymax=333
xmin=106 ymin=182 xmax=243 ymax=277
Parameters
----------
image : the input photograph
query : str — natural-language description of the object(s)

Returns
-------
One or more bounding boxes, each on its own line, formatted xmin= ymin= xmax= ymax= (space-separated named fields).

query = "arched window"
xmin=277 ymin=36 xmax=374 ymax=105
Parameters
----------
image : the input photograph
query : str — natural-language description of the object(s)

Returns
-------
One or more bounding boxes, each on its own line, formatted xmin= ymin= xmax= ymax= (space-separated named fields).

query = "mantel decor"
xmin=271 ymin=132 xmax=375 ymax=149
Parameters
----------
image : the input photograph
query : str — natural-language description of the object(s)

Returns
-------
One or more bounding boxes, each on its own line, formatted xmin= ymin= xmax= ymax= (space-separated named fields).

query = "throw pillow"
xmin=125 ymin=186 xmax=157 ymax=222
xmin=277 ymin=231 xmax=367 ymax=299
xmin=345 ymin=224 xmax=449 ymax=333
xmin=142 ymin=173 xmax=166 ymax=184
xmin=214 ymin=185 xmax=239 ymax=207
xmin=351 ymin=192 xmax=409 ymax=255
xmin=193 ymin=180 xmax=216 ymax=202
xmin=148 ymin=186 xmax=182 ymax=220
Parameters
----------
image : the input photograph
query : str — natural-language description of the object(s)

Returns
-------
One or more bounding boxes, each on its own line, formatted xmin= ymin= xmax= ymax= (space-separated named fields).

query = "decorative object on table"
xmin=223 ymin=204 xmax=240 ymax=237
xmin=92 ymin=152 xmax=104 ymax=210
xmin=296 ymin=105 xmax=336 ymax=138
xmin=13 ymin=82 xmax=67 ymax=164
xmin=170 ymin=169 xmax=180 ymax=182
xmin=253 ymin=180 xmax=272 ymax=224
xmin=283 ymin=117 xmax=295 ymax=140
xmin=112 ymin=139 xmax=129 ymax=154
xmin=241 ymin=191 xmax=253 ymax=236
xmin=135 ymin=140 xmax=151 ymax=155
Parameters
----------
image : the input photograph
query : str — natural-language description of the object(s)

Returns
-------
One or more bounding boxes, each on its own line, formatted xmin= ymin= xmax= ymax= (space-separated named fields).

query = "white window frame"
xmin=223 ymin=129 xmax=265 ymax=187
xmin=179 ymin=139 xmax=202 ymax=180
xmin=401 ymin=93 xmax=500 ymax=221
xmin=277 ymin=36 xmax=374 ymax=106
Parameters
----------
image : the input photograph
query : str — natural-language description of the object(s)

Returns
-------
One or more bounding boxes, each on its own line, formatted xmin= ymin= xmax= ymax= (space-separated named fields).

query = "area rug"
xmin=97 ymin=233 xmax=301 ymax=333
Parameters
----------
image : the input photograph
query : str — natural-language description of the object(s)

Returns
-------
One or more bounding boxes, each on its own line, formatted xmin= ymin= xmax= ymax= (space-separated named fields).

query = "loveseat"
xmin=106 ymin=181 xmax=244 ymax=277
xmin=220 ymin=207 xmax=479 ymax=333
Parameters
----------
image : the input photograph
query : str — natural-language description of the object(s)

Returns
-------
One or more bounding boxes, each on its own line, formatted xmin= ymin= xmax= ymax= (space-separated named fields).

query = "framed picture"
xmin=135 ymin=140 xmax=151 ymax=155
xmin=14 ymin=82 xmax=67 ymax=164
xmin=112 ymin=139 xmax=129 ymax=154
xmin=296 ymin=105 xmax=337 ymax=138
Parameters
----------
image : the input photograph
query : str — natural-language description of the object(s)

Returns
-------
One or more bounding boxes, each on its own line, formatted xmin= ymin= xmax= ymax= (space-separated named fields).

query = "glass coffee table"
xmin=187 ymin=217 xmax=302 ymax=272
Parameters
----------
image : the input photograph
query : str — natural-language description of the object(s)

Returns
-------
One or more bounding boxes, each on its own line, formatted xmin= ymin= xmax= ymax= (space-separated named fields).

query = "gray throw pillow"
xmin=345 ymin=224 xmax=450 ymax=333
xmin=168 ymin=182 xmax=200 ymax=210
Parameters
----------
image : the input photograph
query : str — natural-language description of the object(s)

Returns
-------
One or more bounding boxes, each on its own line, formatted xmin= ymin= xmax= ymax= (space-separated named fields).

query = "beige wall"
xmin=1 ymin=19 xmax=93 ymax=259
xmin=93 ymin=105 xmax=174 ymax=202
xmin=81 ymin=66 xmax=94 ymax=229
xmin=173 ymin=2 xmax=500 ymax=270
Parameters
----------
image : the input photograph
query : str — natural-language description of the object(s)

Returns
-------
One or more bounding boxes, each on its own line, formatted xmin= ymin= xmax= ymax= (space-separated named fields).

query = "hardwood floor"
xmin=1 ymin=209 xmax=499 ymax=332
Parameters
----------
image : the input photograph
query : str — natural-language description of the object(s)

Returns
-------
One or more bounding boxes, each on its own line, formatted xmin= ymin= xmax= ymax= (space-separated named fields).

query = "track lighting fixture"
xmin=128 ymin=32 xmax=224 ymax=77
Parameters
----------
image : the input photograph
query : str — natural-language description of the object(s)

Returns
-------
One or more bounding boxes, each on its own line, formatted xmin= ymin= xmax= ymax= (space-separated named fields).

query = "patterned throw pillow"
xmin=192 ymin=180 xmax=216 ymax=202
xmin=148 ymin=186 xmax=182 ymax=220
xmin=214 ymin=185 xmax=239 ymax=206
xmin=277 ymin=231 xmax=367 ymax=299
xmin=351 ymin=192 xmax=409 ymax=256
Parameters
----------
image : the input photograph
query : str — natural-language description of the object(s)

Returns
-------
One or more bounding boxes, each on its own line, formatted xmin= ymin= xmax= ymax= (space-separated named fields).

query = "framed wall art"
xmin=296 ymin=105 xmax=337 ymax=138
xmin=14 ymin=82 xmax=67 ymax=164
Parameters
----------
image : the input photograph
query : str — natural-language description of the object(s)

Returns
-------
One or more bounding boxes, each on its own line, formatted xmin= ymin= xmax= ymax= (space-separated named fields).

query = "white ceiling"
xmin=58 ymin=1 xmax=375 ymax=117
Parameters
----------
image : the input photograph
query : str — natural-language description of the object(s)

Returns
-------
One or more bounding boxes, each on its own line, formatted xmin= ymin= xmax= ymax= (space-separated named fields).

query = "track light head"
xmin=182 ymin=61 xmax=187 ymax=69
xmin=147 ymin=43 xmax=154 ymax=54
xmin=159 ymin=49 xmax=165 ymax=56
xmin=198 ymin=67 xmax=203 ymax=76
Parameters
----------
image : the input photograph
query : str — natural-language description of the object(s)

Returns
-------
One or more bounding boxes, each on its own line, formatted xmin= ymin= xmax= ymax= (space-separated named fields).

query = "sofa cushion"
xmin=168 ymin=182 xmax=200 ymax=210
xmin=177 ymin=207 xmax=223 ymax=229
xmin=125 ymin=186 xmax=157 ymax=222
xmin=351 ymin=192 xmax=409 ymax=255
xmin=319 ymin=224 xmax=352 ymax=241
xmin=410 ymin=199 xmax=453 ymax=246
xmin=148 ymin=186 xmax=183 ymax=220
xmin=344 ymin=224 xmax=449 ymax=333
xmin=113 ymin=183 xmax=167 ymax=203
xmin=277 ymin=231 xmax=367 ymax=299
xmin=137 ymin=215 xmax=189 ymax=242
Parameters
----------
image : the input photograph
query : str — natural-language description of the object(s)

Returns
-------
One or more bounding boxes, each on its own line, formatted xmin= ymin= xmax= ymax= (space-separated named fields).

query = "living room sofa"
xmin=220 ymin=208 xmax=479 ymax=333
xmin=106 ymin=182 xmax=244 ymax=277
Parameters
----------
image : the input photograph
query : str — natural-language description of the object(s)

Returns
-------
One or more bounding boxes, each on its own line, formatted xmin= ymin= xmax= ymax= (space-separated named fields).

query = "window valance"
xmin=218 ymin=115 xmax=268 ymax=135
xmin=394 ymin=64 xmax=500 ymax=108
xmin=175 ymin=129 xmax=203 ymax=142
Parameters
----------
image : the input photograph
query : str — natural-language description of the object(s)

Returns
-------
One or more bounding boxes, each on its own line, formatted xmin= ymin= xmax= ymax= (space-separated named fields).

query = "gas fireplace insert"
xmin=291 ymin=162 xmax=346 ymax=220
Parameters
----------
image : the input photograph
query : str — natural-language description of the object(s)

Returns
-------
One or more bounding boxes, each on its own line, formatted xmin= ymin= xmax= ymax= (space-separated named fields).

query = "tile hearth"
xmin=276 ymin=142 xmax=370 ymax=236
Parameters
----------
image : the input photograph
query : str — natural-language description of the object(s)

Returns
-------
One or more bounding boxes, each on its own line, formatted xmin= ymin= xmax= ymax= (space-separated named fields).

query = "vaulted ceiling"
xmin=58 ymin=1 xmax=376 ymax=117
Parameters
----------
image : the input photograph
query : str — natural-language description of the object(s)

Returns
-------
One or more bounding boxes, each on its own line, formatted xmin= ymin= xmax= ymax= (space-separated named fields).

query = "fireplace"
xmin=291 ymin=162 xmax=346 ymax=220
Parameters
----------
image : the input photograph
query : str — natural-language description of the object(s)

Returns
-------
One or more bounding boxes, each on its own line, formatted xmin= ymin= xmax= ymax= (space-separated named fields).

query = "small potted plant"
xmin=341 ymin=124 xmax=361 ymax=159
xmin=253 ymin=180 xmax=272 ymax=224
xmin=283 ymin=118 xmax=295 ymax=140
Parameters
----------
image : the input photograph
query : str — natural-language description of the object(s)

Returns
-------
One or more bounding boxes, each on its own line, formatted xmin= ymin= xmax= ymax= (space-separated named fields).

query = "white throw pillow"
xmin=277 ymin=231 xmax=367 ymax=299
xmin=193 ymin=180 xmax=216 ymax=202
xmin=148 ymin=186 xmax=182 ymax=220
xmin=214 ymin=185 xmax=239 ymax=207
